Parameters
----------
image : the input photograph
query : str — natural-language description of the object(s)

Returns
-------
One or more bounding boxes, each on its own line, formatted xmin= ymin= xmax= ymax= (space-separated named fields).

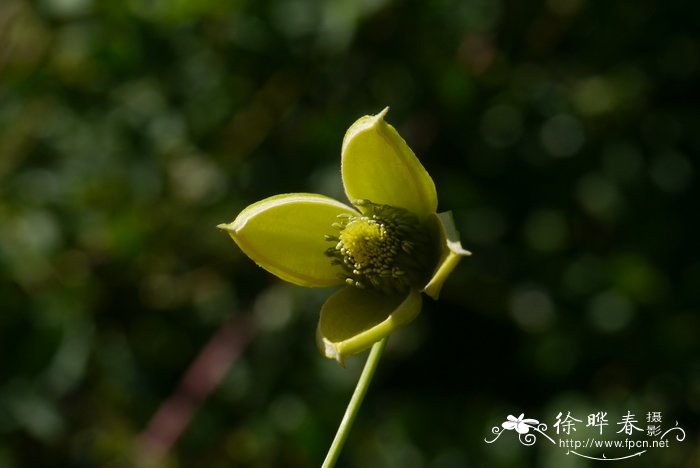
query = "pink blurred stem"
xmin=137 ymin=314 xmax=253 ymax=462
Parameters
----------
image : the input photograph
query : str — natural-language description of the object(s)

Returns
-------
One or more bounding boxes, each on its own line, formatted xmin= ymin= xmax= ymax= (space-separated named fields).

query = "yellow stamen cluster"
xmin=325 ymin=200 xmax=434 ymax=295
xmin=339 ymin=217 xmax=399 ymax=275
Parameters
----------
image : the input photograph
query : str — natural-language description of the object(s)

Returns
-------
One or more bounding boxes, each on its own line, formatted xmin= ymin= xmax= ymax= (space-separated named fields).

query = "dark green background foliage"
xmin=1 ymin=0 xmax=698 ymax=466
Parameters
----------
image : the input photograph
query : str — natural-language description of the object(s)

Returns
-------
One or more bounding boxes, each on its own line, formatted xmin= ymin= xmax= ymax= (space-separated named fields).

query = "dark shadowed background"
xmin=1 ymin=0 xmax=699 ymax=466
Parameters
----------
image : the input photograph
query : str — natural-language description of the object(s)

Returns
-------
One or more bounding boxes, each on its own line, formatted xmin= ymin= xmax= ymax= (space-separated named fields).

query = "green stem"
xmin=322 ymin=337 xmax=388 ymax=468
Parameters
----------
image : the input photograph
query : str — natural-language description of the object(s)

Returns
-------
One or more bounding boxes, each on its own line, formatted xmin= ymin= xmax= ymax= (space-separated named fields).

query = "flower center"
xmin=338 ymin=219 xmax=394 ymax=269
xmin=326 ymin=200 xmax=436 ymax=294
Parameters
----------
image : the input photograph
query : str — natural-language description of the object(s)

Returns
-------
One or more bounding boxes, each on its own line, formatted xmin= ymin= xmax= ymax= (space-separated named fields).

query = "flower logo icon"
xmin=502 ymin=414 xmax=540 ymax=434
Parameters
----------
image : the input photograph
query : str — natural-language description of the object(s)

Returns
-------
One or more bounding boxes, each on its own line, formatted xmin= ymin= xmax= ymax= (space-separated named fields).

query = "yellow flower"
xmin=219 ymin=108 xmax=470 ymax=364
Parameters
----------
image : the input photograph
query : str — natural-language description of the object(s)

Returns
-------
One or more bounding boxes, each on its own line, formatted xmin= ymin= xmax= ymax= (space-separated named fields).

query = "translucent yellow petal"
xmin=316 ymin=287 xmax=422 ymax=364
xmin=341 ymin=108 xmax=438 ymax=218
xmin=218 ymin=193 xmax=358 ymax=288
xmin=422 ymin=211 xmax=471 ymax=299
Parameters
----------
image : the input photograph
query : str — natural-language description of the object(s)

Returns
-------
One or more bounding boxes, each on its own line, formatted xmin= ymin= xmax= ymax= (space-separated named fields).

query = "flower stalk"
xmin=322 ymin=337 xmax=388 ymax=468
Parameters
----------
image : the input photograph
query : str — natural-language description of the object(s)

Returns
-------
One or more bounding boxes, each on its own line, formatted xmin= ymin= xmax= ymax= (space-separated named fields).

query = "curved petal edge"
xmin=218 ymin=193 xmax=358 ymax=288
xmin=422 ymin=211 xmax=471 ymax=299
xmin=341 ymin=107 xmax=438 ymax=218
xmin=317 ymin=287 xmax=422 ymax=365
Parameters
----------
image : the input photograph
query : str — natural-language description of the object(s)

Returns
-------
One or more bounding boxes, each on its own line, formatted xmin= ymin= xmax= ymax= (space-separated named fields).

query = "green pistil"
xmin=325 ymin=200 xmax=434 ymax=295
